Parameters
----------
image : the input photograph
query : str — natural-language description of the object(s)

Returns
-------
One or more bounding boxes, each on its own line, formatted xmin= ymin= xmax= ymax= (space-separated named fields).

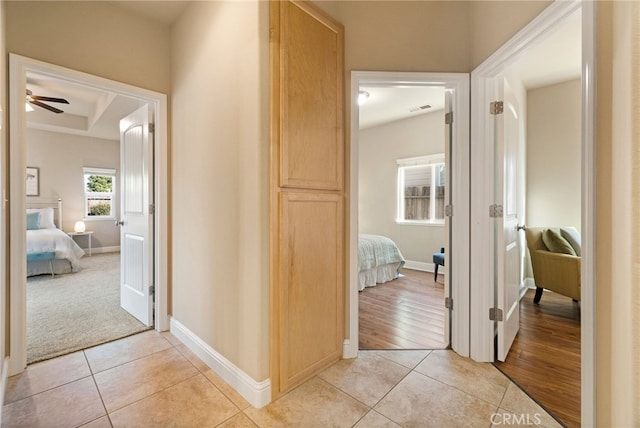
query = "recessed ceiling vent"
xmin=409 ymin=104 xmax=432 ymax=113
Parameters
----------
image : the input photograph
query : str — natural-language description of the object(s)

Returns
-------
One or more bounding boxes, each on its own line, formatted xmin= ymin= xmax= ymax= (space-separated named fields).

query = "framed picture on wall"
xmin=26 ymin=167 xmax=39 ymax=197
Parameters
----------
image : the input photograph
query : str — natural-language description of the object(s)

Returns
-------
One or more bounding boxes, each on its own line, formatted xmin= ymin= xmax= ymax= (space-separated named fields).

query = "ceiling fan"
xmin=26 ymin=89 xmax=69 ymax=114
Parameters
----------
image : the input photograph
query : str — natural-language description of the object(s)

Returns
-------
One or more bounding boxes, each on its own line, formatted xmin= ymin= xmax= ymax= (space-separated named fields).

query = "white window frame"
xmin=83 ymin=167 xmax=116 ymax=220
xmin=396 ymin=154 xmax=445 ymax=225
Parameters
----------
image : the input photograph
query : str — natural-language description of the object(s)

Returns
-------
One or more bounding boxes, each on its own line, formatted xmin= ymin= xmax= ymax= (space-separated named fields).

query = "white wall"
xmin=359 ymin=111 xmax=445 ymax=266
xmin=26 ymin=129 xmax=120 ymax=249
xmin=171 ymin=1 xmax=269 ymax=382
xmin=526 ymin=79 xmax=581 ymax=232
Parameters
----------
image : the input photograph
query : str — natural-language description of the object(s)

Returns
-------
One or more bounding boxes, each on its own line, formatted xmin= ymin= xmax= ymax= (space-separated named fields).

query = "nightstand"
xmin=68 ymin=231 xmax=94 ymax=256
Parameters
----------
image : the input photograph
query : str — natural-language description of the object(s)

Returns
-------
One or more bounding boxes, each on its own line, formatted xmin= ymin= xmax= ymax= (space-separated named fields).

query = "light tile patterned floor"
xmin=2 ymin=330 xmax=562 ymax=427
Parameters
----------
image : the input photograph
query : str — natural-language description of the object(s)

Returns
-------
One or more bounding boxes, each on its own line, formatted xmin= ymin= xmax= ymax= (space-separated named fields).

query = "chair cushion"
xmin=433 ymin=253 xmax=445 ymax=265
xmin=560 ymin=227 xmax=581 ymax=256
xmin=542 ymin=229 xmax=576 ymax=256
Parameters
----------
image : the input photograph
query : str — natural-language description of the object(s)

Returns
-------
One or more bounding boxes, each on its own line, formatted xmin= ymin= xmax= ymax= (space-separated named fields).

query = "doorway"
xmin=469 ymin=0 xmax=596 ymax=425
xmin=356 ymin=84 xmax=448 ymax=350
xmin=9 ymin=54 xmax=169 ymax=376
xmin=347 ymin=71 xmax=470 ymax=359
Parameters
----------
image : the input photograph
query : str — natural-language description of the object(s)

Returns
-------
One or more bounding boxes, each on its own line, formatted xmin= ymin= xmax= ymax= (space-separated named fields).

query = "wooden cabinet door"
xmin=279 ymin=192 xmax=344 ymax=391
xmin=270 ymin=0 xmax=344 ymax=398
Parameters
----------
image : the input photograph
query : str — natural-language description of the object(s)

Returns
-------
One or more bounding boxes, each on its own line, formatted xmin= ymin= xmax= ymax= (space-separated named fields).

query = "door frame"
xmin=347 ymin=71 xmax=470 ymax=359
xmin=469 ymin=0 xmax=595 ymax=425
xmin=8 ymin=54 xmax=169 ymax=375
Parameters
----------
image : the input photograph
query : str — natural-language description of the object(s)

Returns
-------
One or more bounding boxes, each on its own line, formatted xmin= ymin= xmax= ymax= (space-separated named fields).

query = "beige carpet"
xmin=27 ymin=252 xmax=150 ymax=364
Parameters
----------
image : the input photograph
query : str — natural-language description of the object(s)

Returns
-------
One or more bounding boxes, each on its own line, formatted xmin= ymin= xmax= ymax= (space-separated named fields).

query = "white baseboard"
xmin=403 ymin=260 xmax=433 ymax=272
xmin=343 ymin=339 xmax=357 ymax=359
xmin=525 ymin=277 xmax=536 ymax=289
xmin=89 ymin=246 xmax=120 ymax=255
xmin=169 ymin=317 xmax=271 ymax=408
xmin=0 ymin=357 xmax=9 ymax=426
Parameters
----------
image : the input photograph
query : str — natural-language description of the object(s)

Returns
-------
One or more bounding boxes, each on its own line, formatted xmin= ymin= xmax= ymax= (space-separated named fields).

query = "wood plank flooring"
xmin=358 ymin=269 xmax=447 ymax=350
xmin=495 ymin=289 xmax=581 ymax=428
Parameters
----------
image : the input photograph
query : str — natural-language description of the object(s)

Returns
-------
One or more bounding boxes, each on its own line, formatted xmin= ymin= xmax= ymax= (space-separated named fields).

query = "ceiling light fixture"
xmin=358 ymin=91 xmax=370 ymax=105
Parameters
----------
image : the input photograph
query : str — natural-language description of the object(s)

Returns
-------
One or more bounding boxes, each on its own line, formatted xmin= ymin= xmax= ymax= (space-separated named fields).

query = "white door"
xmin=119 ymin=105 xmax=154 ymax=326
xmin=495 ymin=78 xmax=523 ymax=361
xmin=443 ymin=90 xmax=453 ymax=343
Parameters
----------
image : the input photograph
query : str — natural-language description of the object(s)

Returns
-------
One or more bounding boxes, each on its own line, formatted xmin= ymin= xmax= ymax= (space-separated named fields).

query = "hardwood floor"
xmin=358 ymin=268 xmax=447 ymax=350
xmin=495 ymin=289 xmax=581 ymax=428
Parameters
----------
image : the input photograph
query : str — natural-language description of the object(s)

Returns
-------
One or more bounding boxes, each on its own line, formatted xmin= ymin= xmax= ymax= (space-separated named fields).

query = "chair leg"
xmin=434 ymin=264 xmax=439 ymax=281
xmin=533 ymin=287 xmax=544 ymax=304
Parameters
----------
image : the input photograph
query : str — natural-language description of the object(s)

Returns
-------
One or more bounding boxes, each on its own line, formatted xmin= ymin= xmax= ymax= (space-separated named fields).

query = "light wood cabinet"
xmin=270 ymin=0 xmax=345 ymax=399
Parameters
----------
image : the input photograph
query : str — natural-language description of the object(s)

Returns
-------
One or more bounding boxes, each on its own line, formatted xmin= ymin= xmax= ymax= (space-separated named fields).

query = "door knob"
xmin=516 ymin=224 xmax=526 ymax=231
xmin=116 ymin=220 xmax=124 ymax=226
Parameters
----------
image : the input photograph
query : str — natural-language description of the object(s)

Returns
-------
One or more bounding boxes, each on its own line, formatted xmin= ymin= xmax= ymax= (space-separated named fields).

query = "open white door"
xmin=119 ymin=104 xmax=154 ymax=326
xmin=494 ymin=78 xmax=523 ymax=361
xmin=443 ymin=90 xmax=453 ymax=343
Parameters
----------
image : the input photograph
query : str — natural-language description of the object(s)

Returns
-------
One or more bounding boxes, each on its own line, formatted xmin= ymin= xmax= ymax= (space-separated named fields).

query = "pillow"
xmin=26 ymin=212 xmax=41 ymax=230
xmin=26 ymin=207 xmax=56 ymax=229
xmin=560 ymin=227 xmax=582 ymax=257
xmin=542 ymin=228 xmax=577 ymax=256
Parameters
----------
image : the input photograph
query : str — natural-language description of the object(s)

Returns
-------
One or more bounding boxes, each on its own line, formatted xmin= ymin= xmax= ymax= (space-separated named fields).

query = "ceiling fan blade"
xmin=31 ymin=95 xmax=69 ymax=104
xmin=30 ymin=100 xmax=64 ymax=114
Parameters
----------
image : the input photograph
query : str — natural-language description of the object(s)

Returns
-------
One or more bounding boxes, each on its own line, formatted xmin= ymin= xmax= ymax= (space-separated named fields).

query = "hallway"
xmin=3 ymin=331 xmax=561 ymax=427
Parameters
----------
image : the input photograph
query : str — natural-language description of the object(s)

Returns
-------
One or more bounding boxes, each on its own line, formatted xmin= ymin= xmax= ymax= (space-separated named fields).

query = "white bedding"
xmin=27 ymin=228 xmax=85 ymax=273
xmin=358 ymin=234 xmax=405 ymax=291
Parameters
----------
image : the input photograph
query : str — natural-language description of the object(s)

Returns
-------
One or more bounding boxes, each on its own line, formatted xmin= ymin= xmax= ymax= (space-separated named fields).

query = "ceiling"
xmin=26 ymin=72 xmax=146 ymax=140
xmin=359 ymin=9 xmax=581 ymax=130
xmin=110 ymin=1 xmax=189 ymax=25
xmin=506 ymin=9 xmax=582 ymax=89
xmin=358 ymin=86 xmax=446 ymax=130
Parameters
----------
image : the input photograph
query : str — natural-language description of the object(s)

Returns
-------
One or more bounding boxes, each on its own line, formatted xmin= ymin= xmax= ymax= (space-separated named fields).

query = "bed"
xmin=27 ymin=199 xmax=84 ymax=277
xmin=358 ymin=234 xmax=405 ymax=291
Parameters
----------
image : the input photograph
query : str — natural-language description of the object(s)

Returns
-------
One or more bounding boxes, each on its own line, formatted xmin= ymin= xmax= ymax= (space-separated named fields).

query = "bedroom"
xmin=24 ymin=70 xmax=151 ymax=364
xmin=357 ymin=84 xmax=448 ymax=350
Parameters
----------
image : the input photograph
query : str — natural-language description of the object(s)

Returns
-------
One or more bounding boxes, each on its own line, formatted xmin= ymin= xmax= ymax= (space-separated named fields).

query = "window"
xmin=397 ymin=154 xmax=445 ymax=225
xmin=83 ymin=167 xmax=116 ymax=219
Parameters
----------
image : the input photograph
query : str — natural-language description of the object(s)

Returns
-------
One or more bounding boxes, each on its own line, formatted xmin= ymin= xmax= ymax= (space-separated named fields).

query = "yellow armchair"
xmin=525 ymin=227 xmax=581 ymax=303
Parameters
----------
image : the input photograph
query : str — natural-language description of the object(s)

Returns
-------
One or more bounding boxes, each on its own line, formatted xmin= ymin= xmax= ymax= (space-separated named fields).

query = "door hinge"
xmin=489 ymin=204 xmax=503 ymax=218
xmin=445 ymin=205 xmax=453 ymax=217
xmin=148 ymin=123 xmax=155 ymax=133
xmin=490 ymin=101 xmax=504 ymax=115
xmin=445 ymin=297 xmax=453 ymax=310
xmin=489 ymin=307 xmax=503 ymax=321
xmin=445 ymin=112 xmax=453 ymax=125
xmin=149 ymin=285 xmax=155 ymax=295
xmin=149 ymin=204 xmax=155 ymax=215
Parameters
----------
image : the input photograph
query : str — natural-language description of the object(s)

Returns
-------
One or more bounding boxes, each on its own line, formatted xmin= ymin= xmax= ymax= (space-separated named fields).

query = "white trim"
xmin=0 ymin=357 xmax=9 ymax=426
xmin=349 ymin=71 xmax=470 ymax=359
xmin=8 ymin=54 xmax=169 ymax=375
xmin=170 ymin=317 xmax=271 ymax=408
xmin=469 ymin=0 xmax=595 ymax=424
xmin=403 ymin=261 xmax=432 ymax=272
xmin=343 ymin=339 xmax=357 ymax=359
xmin=524 ymin=277 xmax=536 ymax=290
xmin=580 ymin=1 xmax=596 ymax=425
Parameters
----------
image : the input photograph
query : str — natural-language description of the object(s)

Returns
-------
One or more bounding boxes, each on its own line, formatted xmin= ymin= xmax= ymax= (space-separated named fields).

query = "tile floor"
xmin=2 ymin=331 xmax=562 ymax=428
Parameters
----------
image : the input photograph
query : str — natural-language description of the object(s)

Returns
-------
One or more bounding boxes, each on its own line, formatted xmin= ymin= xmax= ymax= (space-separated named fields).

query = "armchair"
xmin=525 ymin=227 xmax=581 ymax=303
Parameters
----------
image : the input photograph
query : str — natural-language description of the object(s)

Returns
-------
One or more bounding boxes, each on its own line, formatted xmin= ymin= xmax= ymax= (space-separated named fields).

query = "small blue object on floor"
xmin=433 ymin=247 xmax=445 ymax=281
xmin=27 ymin=252 xmax=56 ymax=277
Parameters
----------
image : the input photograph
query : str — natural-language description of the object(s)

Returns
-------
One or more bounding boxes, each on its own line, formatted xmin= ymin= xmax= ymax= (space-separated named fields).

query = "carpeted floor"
xmin=27 ymin=252 xmax=150 ymax=364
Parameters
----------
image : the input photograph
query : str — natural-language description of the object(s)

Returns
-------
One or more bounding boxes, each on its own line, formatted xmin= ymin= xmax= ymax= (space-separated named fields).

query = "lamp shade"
xmin=74 ymin=220 xmax=86 ymax=233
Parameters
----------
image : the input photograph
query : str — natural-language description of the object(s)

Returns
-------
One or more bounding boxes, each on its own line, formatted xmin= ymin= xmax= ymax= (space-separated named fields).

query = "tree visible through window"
xmin=84 ymin=168 xmax=116 ymax=218
xmin=397 ymin=155 xmax=445 ymax=224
